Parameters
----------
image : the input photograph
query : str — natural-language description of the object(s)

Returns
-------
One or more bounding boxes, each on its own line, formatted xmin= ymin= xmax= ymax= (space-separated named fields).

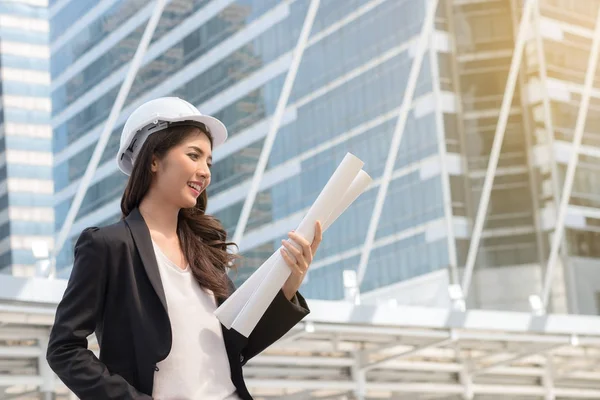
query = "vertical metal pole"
xmin=353 ymin=353 xmax=366 ymax=400
xmin=53 ymin=0 xmax=167 ymax=258
xmin=534 ymin=0 xmax=560 ymax=263
xmin=356 ymin=0 xmax=439 ymax=286
xmin=38 ymin=334 xmax=55 ymax=400
xmin=543 ymin=357 xmax=555 ymax=400
xmin=540 ymin=8 xmax=600 ymax=311
xmin=534 ymin=1 xmax=579 ymax=314
xmin=509 ymin=0 xmax=547 ymax=278
xmin=460 ymin=0 xmax=536 ymax=299
xmin=454 ymin=339 xmax=473 ymax=400
xmin=429 ymin=29 xmax=459 ymax=285
xmin=231 ymin=0 xmax=321 ymax=246
xmin=445 ymin=0 xmax=479 ymax=305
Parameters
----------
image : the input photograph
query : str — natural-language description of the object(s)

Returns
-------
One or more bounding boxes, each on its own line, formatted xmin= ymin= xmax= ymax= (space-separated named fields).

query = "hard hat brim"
xmin=187 ymin=114 xmax=227 ymax=148
xmin=116 ymin=114 xmax=228 ymax=176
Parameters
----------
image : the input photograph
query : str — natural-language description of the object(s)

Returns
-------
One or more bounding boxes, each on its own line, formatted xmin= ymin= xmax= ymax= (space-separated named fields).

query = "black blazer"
xmin=46 ymin=208 xmax=310 ymax=399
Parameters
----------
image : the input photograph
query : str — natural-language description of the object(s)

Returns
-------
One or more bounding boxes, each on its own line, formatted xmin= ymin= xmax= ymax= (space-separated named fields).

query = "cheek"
xmin=155 ymin=173 xmax=174 ymax=192
xmin=156 ymin=163 xmax=183 ymax=189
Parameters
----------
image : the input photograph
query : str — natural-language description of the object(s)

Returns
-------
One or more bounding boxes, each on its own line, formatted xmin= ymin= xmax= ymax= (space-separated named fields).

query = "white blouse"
xmin=151 ymin=241 xmax=240 ymax=400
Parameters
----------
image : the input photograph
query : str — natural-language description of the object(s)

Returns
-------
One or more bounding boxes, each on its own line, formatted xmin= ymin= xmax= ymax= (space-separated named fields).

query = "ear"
xmin=150 ymin=155 xmax=159 ymax=173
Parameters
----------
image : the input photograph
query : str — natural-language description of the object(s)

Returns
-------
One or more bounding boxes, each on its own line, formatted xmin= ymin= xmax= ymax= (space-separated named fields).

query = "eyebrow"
xmin=188 ymin=146 xmax=212 ymax=163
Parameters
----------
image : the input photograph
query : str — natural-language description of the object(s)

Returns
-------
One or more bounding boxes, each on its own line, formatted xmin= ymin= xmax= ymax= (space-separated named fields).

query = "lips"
xmin=187 ymin=182 xmax=203 ymax=192
xmin=186 ymin=180 xmax=207 ymax=197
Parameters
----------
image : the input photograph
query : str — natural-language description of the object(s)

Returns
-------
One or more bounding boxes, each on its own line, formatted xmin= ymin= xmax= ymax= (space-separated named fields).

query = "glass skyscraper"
xmin=0 ymin=0 xmax=53 ymax=277
xmin=50 ymin=0 xmax=600 ymax=315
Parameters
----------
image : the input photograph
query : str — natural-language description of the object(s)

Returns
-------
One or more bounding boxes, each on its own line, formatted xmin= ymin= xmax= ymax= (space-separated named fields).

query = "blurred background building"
xmin=0 ymin=0 xmax=53 ymax=277
xmin=0 ymin=0 xmax=596 ymax=398
xmin=49 ymin=0 xmax=600 ymax=316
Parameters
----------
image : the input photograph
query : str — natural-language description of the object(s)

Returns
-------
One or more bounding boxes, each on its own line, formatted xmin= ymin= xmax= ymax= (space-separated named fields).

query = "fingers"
xmin=288 ymin=230 xmax=313 ymax=263
xmin=287 ymin=221 xmax=323 ymax=261
xmin=311 ymin=220 xmax=323 ymax=255
xmin=281 ymin=239 xmax=302 ymax=264
xmin=280 ymin=246 xmax=305 ymax=275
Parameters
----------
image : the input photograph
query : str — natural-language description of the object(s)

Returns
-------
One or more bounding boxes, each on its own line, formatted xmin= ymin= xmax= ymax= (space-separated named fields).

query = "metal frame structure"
xmin=39 ymin=0 xmax=600 ymax=398
xmin=356 ymin=0 xmax=439 ymax=286
xmin=532 ymin=0 xmax=578 ymax=315
xmin=457 ymin=0 xmax=600 ymax=314
xmin=509 ymin=0 xmax=549 ymax=287
xmin=538 ymin=8 xmax=600 ymax=313
xmin=460 ymin=0 xmax=537 ymax=301
xmin=232 ymin=0 xmax=321 ymax=246
xmin=53 ymin=0 xmax=168 ymax=261
xmin=4 ymin=277 xmax=600 ymax=399
xmin=429 ymin=12 xmax=459 ymax=286
xmin=52 ymin=0 xmax=322 ymax=260
xmin=49 ymin=0 xmax=600 ymax=310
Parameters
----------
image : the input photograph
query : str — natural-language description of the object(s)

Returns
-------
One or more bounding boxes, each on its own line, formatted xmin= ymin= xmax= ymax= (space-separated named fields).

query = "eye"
xmin=207 ymin=163 xmax=212 ymax=169
xmin=188 ymin=153 xmax=199 ymax=161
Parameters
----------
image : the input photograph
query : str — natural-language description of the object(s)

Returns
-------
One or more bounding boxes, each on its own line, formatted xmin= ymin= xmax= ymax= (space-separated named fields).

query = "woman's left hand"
xmin=280 ymin=221 xmax=323 ymax=300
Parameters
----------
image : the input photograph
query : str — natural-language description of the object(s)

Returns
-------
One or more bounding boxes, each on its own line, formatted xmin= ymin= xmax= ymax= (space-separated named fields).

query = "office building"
xmin=0 ymin=0 xmax=53 ymax=276
xmin=50 ymin=0 xmax=600 ymax=314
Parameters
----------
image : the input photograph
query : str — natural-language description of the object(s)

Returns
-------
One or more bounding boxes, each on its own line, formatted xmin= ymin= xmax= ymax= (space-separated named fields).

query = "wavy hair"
xmin=120 ymin=123 xmax=238 ymax=298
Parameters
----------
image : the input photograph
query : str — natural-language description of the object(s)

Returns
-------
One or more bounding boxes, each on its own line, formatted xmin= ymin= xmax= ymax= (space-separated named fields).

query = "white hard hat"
xmin=116 ymin=97 xmax=227 ymax=176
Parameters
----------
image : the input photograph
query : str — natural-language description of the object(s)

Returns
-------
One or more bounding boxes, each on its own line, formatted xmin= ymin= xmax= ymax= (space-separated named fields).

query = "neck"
xmin=138 ymin=192 xmax=179 ymax=237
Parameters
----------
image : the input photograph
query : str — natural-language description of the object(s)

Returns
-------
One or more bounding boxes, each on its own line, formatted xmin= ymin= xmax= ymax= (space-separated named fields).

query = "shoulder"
xmin=76 ymin=219 xmax=131 ymax=249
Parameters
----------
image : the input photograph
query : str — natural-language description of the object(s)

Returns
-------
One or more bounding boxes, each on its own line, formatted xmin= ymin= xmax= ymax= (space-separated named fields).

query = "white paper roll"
xmin=229 ymin=153 xmax=365 ymax=337
xmin=216 ymin=251 xmax=278 ymax=329
xmin=323 ymin=169 xmax=372 ymax=231
xmin=215 ymin=169 xmax=372 ymax=329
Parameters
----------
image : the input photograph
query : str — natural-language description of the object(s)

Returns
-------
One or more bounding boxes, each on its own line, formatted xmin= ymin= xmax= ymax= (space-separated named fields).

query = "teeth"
xmin=188 ymin=182 xmax=202 ymax=192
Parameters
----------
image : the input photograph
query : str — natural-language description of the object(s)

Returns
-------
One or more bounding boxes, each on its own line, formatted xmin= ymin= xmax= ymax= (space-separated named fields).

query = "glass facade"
xmin=451 ymin=0 xmax=540 ymax=270
xmin=449 ymin=0 xmax=600 ymax=313
xmin=0 ymin=0 xmax=54 ymax=276
xmin=531 ymin=0 xmax=600 ymax=311
xmin=50 ymin=0 xmax=600 ymax=308
xmin=51 ymin=0 xmax=454 ymax=298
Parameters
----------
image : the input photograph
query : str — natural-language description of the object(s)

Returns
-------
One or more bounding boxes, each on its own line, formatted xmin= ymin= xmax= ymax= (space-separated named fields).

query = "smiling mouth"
xmin=187 ymin=182 xmax=204 ymax=193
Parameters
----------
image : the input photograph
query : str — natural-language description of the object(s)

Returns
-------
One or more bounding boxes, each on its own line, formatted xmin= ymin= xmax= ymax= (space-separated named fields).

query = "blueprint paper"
xmin=215 ymin=169 xmax=371 ymax=329
xmin=216 ymin=251 xmax=278 ymax=329
xmin=323 ymin=169 xmax=372 ymax=231
xmin=215 ymin=153 xmax=368 ymax=337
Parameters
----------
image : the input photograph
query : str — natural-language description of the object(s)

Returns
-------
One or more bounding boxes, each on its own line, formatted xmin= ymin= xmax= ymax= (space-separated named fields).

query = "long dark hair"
xmin=120 ymin=123 xmax=238 ymax=299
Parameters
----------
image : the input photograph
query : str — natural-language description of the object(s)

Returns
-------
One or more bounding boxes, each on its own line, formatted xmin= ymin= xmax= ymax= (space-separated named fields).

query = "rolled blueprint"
xmin=216 ymin=251 xmax=278 ymax=329
xmin=215 ymin=167 xmax=373 ymax=330
xmin=217 ymin=153 xmax=366 ymax=337
xmin=322 ymin=169 xmax=372 ymax=231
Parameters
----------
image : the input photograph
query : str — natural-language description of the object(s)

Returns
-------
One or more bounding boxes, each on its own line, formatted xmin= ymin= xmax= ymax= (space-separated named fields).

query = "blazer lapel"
xmin=124 ymin=208 xmax=169 ymax=314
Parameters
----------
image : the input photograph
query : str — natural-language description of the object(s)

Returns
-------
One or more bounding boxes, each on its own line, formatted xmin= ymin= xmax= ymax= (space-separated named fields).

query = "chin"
xmin=183 ymin=199 xmax=197 ymax=208
xmin=176 ymin=193 xmax=198 ymax=209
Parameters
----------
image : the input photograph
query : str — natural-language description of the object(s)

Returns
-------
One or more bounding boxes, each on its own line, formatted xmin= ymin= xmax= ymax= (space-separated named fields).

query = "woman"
xmin=46 ymin=97 xmax=322 ymax=399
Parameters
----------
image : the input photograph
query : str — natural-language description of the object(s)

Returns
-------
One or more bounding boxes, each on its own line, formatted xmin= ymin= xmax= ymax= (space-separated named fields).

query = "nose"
xmin=196 ymin=169 xmax=210 ymax=180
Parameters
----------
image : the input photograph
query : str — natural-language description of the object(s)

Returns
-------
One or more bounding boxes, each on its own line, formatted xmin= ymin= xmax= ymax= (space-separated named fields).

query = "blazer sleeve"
xmin=240 ymin=289 xmax=310 ymax=364
xmin=46 ymin=228 xmax=151 ymax=400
